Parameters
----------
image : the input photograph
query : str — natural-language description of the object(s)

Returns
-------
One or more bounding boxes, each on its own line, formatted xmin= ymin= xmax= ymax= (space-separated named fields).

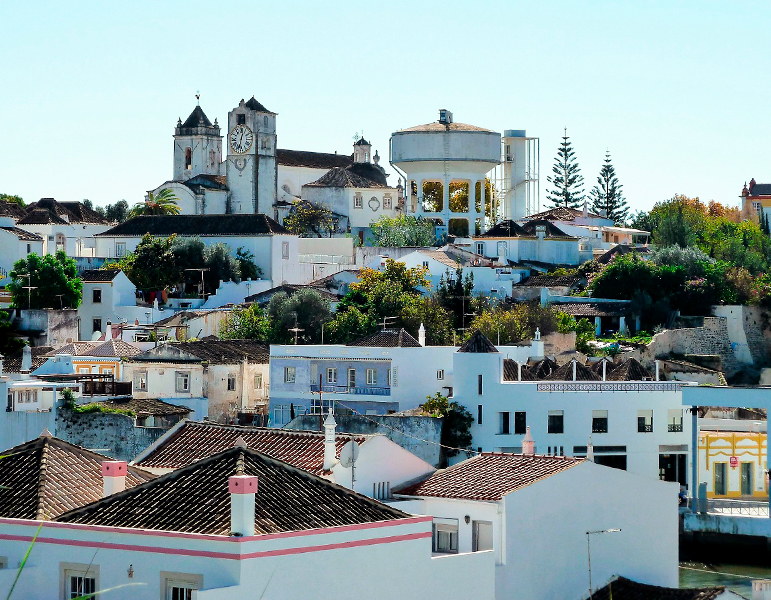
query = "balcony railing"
xmin=82 ymin=381 xmax=133 ymax=397
xmin=668 ymin=423 xmax=684 ymax=432
xmin=707 ymin=499 xmax=769 ymax=517
xmin=310 ymin=384 xmax=391 ymax=396
xmin=537 ymin=382 xmax=686 ymax=393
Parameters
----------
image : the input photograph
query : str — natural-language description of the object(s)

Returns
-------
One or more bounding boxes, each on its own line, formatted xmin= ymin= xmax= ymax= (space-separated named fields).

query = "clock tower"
xmin=225 ymin=97 xmax=277 ymax=216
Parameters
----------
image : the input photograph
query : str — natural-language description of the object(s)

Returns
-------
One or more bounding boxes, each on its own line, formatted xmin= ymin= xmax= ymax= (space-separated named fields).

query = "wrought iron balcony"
xmin=668 ymin=423 xmax=684 ymax=432
xmin=310 ymin=384 xmax=391 ymax=396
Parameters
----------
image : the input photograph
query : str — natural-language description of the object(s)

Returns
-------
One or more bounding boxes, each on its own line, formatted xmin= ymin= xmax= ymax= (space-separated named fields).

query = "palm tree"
xmin=129 ymin=188 xmax=181 ymax=217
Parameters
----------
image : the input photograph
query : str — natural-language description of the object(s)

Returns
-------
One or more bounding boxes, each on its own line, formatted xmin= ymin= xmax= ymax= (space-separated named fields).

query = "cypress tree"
xmin=546 ymin=128 xmax=585 ymax=209
xmin=589 ymin=150 xmax=629 ymax=224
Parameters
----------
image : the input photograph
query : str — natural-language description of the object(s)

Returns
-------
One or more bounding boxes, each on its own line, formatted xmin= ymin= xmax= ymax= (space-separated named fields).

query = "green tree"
xmin=8 ymin=252 xmax=82 ymax=309
xmin=420 ymin=392 xmax=473 ymax=466
xmin=436 ymin=267 xmax=475 ymax=331
xmin=236 ymin=247 xmax=262 ymax=280
xmin=399 ymin=296 xmax=454 ymax=345
xmin=370 ymin=215 xmax=436 ymax=247
xmin=589 ymin=151 xmax=628 ymax=224
xmin=0 ymin=311 xmax=24 ymax=356
xmin=104 ymin=200 xmax=129 ymax=223
xmin=266 ymin=289 xmax=331 ymax=344
xmin=467 ymin=303 xmax=559 ymax=345
xmin=129 ymin=188 xmax=181 ymax=217
xmin=0 ymin=193 xmax=25 ymax=208
xmin=284 ymin=199 xmax=336 ymax=237
xmin=546 ymin=129 xmax=584 ymax=209
xmin=556 ymin=312 xmax=596 ymax=353
xmin=114 ymin=234 xmax=180 ymax=291
xmin=220 ymin=304 xmax=272 ymax=341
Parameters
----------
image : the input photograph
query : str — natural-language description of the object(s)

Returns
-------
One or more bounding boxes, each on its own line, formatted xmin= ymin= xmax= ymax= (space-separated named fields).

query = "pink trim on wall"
xmin=0 ymin=515 xmax=432 ymax=543
xmin=0 ymin=531 xmax=432 ymax=561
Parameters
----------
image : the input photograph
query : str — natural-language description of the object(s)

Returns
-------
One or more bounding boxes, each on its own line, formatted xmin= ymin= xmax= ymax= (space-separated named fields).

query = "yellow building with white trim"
xmin=699 ymin=427 xmax=767 ymax=498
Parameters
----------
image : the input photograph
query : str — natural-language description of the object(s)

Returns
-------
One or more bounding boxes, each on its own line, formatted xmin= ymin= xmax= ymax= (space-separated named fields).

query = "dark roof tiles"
xmin=544 ymin=360 xmax=601 ymax=381
xmin=0 ymin=227 xmax=43 ymax=241
xmin=305 ymin=167 xmax=391 ymax=190
xmin=97 ymin=214 xmax=287 ymax=237
xmin=457 ymin=330 xmax=498 ymax=353
xmin=587 ymin=577 xmax=726 ymax=600
xmin=131 ymin=339 xmax=270 ymax=365
xmin=276 ymin=149 xmax=353 ymax=169
xmin=348 ymin=328 xmax=422 ymax=348
xmin=20 ymin=198 xmax=110 ymax=225
xmin=503 ymin=359 xmax=535 ymax=381
xmin=555 ymin=302 xmax=629 ymax=318
xmin=4 ymin=346 xmax=54 ymax=373
xmin=80 ymin=268 xmax=121 ymax=282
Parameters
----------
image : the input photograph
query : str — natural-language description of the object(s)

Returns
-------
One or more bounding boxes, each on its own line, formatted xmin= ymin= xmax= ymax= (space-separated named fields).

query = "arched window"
xmin=264 ymin=116 xmax=268 ymax=128
xmin=185 ymin=147 xmax=192 ymax=170
xmin=55 ymin=233 xmax=66 ymax=253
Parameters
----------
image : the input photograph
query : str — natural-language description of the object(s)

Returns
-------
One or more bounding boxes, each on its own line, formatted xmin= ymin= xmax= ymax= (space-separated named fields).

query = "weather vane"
xmin=196 ymin=90 xmax=200 ymax=105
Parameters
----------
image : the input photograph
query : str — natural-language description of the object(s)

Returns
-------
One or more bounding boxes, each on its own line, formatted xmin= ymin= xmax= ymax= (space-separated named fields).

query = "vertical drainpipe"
xmin=691 ymin=406 xmax=698 ymax=510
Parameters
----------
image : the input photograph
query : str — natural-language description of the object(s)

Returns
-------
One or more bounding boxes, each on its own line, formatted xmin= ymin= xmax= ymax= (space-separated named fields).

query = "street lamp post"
xmin=586 ymin=528 xmax=621 ymax=600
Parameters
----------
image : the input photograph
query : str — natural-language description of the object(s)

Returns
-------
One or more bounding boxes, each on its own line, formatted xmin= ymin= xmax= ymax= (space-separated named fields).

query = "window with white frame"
xmin=282 ymin=242 xmax=290 ymax=259
xmin=366 ymin=368 xmax=377 ymax=385
xmin=383 ymin=195 xmax=392 ymax=209
xmin=753 ymin=201 xmax=762 ymax=212
xmin=60 ymin=563 xmax=99 ymax=600
xmin=437 ymin=369 xmax=445 ymax=380
xmin=354 ymin=194 xmax=363 ymax=209
xmin=133 ymin=371 xmax=147 ymax=392
xmin=227 ymin=374 xmax=236 ymax=391
xmin=161 ymin=572 xmax=203 ymax=600
xmin=115 ymin=242 xmax=126 ymax=257
xmin=284 ymin=366 xmax=296 ymax=383
xmin=254 ymin=373 xmax=263 ymax=388
xmin=432 ymin=518 xmax=459 ymax=554
xmin=327 ymin=367 xmax=337 ymax=384
xmin=272 ymin=404 xmax=291 ymax=425
xmin=175 ymin=371 xmax=190 ymax=393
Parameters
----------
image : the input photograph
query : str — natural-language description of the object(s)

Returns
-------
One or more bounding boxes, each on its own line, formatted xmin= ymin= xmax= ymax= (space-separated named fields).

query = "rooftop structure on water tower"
xmin=498 ymin=130 xmax=540 ymax=221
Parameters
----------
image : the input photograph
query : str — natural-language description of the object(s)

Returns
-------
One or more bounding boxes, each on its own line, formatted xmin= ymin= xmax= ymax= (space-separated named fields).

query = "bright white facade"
xmin=0 ymin=218 xmax=43 ymax=284
xmin=77 ymin=270 xmax=141 ymax=340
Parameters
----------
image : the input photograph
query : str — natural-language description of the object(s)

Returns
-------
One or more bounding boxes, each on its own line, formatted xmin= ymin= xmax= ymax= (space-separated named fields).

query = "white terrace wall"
xmin=0 ymin=410 xmax=56 ymax=450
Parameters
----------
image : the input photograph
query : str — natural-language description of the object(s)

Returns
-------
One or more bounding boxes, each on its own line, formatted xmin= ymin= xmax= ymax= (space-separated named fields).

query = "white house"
xmin=133 ymin=416 xmax=436 ymax=500
xmin=452 ymin=331 xmax=693 ymax=488
xmin=0 ymin=217 xmax=43 ymax=284
xmin=15 ymin=198 xmax=111 ymax=258
xmin=122 ymin=339 xmax=270 ymax=422
xmin=472 ymin=219 xmax=586 ymax=267
xmin=390 ymin=451 xmax=679 ymax=600
xmin=77 ymin=269 xmax=144 ymax=340
xmin=0 ymin=445 xmax=494 ymax=600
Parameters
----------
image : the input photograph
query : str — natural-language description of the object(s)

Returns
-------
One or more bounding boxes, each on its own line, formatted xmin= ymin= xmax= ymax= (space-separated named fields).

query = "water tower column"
xmin=478 ymin=179 xmax=486 ymax=233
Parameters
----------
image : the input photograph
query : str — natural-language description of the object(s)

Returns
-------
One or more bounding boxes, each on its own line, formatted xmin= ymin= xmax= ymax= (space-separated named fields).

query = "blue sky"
xmin=1 ymin=0 xmax=768 ymax=215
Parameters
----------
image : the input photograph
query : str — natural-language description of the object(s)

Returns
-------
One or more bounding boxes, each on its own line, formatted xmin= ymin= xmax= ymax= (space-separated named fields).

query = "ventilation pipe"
xmin=418 ymin=323 xmax=426 ymax=347
xmin=572 ymin=359 xmax=577 ymax=382
xmin=101 ymin=460 xmax=127 ymax=497
xmin=20 ymin=346 xmax=32 ymax=375
xmin=229 ymin=474 xmax=258 ymax=537
xmin=522 ymin=426 xmax=535 ymax=455
xmin=655 ymin=360 xmax=660 ymax=382
xmin=323 ymin=408 xmax=337 ymax=471
xmin=602 ymin=359 xmax=607 ymax=382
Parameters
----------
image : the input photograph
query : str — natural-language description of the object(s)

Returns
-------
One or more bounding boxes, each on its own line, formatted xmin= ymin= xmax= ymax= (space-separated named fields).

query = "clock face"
xmin=229 ymin=125 xmax=253 ymax=154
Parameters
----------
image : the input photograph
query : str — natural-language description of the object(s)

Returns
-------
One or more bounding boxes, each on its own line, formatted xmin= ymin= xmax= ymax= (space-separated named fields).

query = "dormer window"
xmin=237 ymin=114 xmax=246 ymax=125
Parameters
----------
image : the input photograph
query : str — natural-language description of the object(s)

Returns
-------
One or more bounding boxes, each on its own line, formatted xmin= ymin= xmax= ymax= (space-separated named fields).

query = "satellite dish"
xmin=339 ymin=440 xmax=359 ymax=468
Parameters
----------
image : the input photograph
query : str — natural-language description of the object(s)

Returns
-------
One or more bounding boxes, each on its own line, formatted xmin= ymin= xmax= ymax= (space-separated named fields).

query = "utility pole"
xmin=586 ymin=528 xmax=621 ymax=600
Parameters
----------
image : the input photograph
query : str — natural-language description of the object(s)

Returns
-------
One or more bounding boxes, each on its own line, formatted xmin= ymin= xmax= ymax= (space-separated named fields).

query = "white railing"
xmin=536 ymin=382 xmax=686 ymax=393
xmin=707 ymin=499 xmax=770 ymax=517
xmin=298 ymin=254 xmax=354 ymax=265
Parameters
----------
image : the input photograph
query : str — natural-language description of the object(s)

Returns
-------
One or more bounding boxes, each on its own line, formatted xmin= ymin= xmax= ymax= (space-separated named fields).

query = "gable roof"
xmin=607 ymin=357 xmax=653 ymax=381
xmin=394 ymin=453 xmax=583 ymax=501
xmin=60 ymin=446 xmax=407 ymax=535
xmin=20 ymin=198 xmax=110 ymax=225
xmin=44 ymin=342 xmax=98 ymax=357
xmin=134 ymin=420 xmax=367 ymax=475
xmin=0 ymin=226 xmax=43 ymax=241
xmin=347 ymin=162 xmax=388 ymax=186
xmin=3 ymin=346 xmax=55 ymax=373
xmin=457 ymin=330 xmax=498 ymax=353
xmin=80 ymin=268 xmax=121 ymax=282
xmin=477 ymin=220 xmax=528 ymax=238
xmin=304 ymin=167 xmax=391 ymax=190
xmin=130 ymin=339 xmax=270 ymax=365
xmin=96 ymin=214 xmax=287 ymax=237
xmin=596 ymin=244 xmax=651 ymax=265
xmin=586 ymin=577 xmax=727 ymax=600
xmin=88 ymin=339 xmax=142 ymax=358
xmin=276 ymin=149 xmax=353 ymax=169
xmin=525 ymin=206 xmax=605 ymax=222
xmin=503 ymin=358 xmax=535 ymax=381
xmin=528 ymin=357 xmax=559 ymax=379
xmin=519 ymin=219 xmax=576 ymax=239
xmin=347 ymin=328 xmax=422 ymax=348
xmin=544 ymin=360 xmax=601 ymax=381
xmin=418 ymin=249 xmax=462 ymax=268
xmin=89 ymin=397 xmax=191 ymax=418
xmin=0 ymin=200 xmax=28 ymax=220
xmin=0 ymin=434 xmax=154 ymax=520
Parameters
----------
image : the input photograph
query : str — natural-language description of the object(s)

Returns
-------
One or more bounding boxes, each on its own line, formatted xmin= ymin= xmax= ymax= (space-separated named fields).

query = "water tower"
xmin=390 ymin=109 xmax=501 ymax=237
xmin=499 ymin=130 xmax=539 ymax=220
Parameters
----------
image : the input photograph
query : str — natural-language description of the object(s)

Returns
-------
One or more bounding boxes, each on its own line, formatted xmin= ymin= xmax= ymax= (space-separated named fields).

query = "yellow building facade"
xmin=699 ymin=430 xmax=767 ymax=498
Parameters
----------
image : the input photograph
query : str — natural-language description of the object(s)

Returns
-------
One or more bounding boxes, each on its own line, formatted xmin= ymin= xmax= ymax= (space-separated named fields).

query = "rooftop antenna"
xmin=380 ymin=316 xmax=397 ymax=331
xmin=288 ymin=313 xmax=304 ymax=345
xmin=185 ymin=268 xmax=209 ymax=299
xmin=339 ymin=439 xmax=360 ymax=491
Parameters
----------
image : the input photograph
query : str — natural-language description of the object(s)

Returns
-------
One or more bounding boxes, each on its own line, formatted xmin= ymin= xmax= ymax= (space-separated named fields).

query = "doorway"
xmin=472 ymin=520 xmax=493 ymax=552
xmin=659 ymin=453 xmax=687 ymax=486
xmin=741 ymin=462 xmax=754 ymax=496
xmin=714 ymin=462 xmax=727 ymax=496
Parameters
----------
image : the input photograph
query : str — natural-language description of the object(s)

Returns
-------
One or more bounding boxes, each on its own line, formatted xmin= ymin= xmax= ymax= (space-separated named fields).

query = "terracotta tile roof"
xmin=20 ymin=198 xmax=110 ymax=225
xmin=59 ymin=446 xmax=407 ymax=535
xmin=304 ymin=167 xmax=391 ymax=189
xmin=418 ymin=249 xmax=462 ymax=268
xmin=347 ymin=328 xmax=422 ymax=348
xmin=130 ymin=339 xmax=270 ymax=365
xmin=587 ymin=577 xmax=726 ymax=600
xmin=90 ymin=397 xmax=191 ymax=418
xmin=0 ymin=227 xmax=43 ymax=241
xmin=519 ymin=219 xmax=576 ymax=239
xmin=88 ymin=339 xmax=142 ymax=358
xmin=0 ymin=435 xmax=155 ymax=520
xmin=0 ymin=200 xmax=28 ymax=219
xmin=96 ymin=214 xmax=288 ymax=237
xmin=4 ymin=346 xmax=54 ymax=373
xmin=554 ymin=302 xmax=629 ymax=318
xmin=503 ymin=359 xmax=535 ymax=381
xmin=80 ymin=268 xmax=121 ymax=282
xmin=544 ymin=360 xmax=601 ymax=381
xmin=397 ymin=121 xmax=495 ymax=133
xmin=244 ymin=284 xmax=339 ymax=305
xmin=526 ymin=206 xmax=605 ymax=222
xmin=607 ymin=357 xmax=653 ymax=381
xmin=394 ymin=453 xmax=583 ymax=501
xmin=528 ymin=357 xmax=559 ymax=379
xmin=596 ymin=244 xmax=651 ymax=264
xmin=458 ymin=331 xmax=498 ymax=353
xmin=515 ymin=274 xmax=583 ymax=287
xmin=17 ymin=207 xmax=68 ymax=225
xmin=277 ymin=149 xmax=353 ymax=169
xmin=134 ymin=421 xmax=366 ymax=475
xmin=45 ymin=342 xmax=98 ymax=357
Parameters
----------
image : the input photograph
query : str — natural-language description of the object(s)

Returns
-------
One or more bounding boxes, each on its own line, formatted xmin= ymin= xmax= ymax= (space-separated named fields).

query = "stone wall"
xmin=55 ymin=409 xmax=168 ymax=461
xmin=286 ymin=414 xmax=443 ymax=467
xmin=9 ymin=308 xmax=79 ymax=347
xmin=712 ymin=305 xmax=770 ymax=368
xmin=542 ymin=331 xmax=576 ymax=357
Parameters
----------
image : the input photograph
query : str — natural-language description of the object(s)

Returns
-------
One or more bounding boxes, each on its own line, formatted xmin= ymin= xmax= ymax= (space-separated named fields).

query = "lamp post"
xmin=586 ymin=528 xmax=620 ymax=600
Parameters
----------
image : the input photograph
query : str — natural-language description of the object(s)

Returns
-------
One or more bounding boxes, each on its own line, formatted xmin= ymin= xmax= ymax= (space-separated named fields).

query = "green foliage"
xmin=113 ymin=234 xmax=179 ymax=291
xmin=421 ymin=391 xmax=449 ymax=417
xmin=370 ymin=215 xmax=436 ymax=247
xmin=266 ymin=289 xmax=331 ymax=344
xmin=650 ymin=245 xmax=713 ymax=278
xmin=201 ymin=242 xmax=241 ymax=290
xmin=129 ymin=188 xmax=181 ymax=217
xmin=236 ymin=247 xmax=262 ymax=280
xmin=436 ymin=267 xmax=475 ymax=330
xmin=589 ymin=151 xmax=628 ymax=224
xmin=220 ymin=304 xmax=272 ymax=341
xmin=546 ymin=129 xmax=585 ymax=209
xmin=72 ymin=403 xmax=135 ymax=417
xmin=60 ymin=388 xmax=76 ymax=409
xmin=468 ymin=303 xmax=559 ymax=345
xmin=420 ymin=392 xmax=473 ymax=463
xmin=0 ymin=193 xmax=25 ymax=208
xmin=323 ymin=306 xmax=376 ymax=344
xmin=8 ymin=252 xmax=82 ymax=309
xmin=400 ymin=296 xmax=454 ymax=346
xmin=557 ymin=313 xmax=596 ymax=354
xmin=103 ymin=199 xmax=129 ymax=223
xmin=284 ymin=199 xmax=336 ymax=237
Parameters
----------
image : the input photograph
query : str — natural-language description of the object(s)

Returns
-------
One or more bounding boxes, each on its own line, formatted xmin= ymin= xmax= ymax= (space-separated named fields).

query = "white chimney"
xmin=587 ymin=436 xmax=594 ymax=462
xmin=104 ymin=320 xmax=111 ymax=341
xmin=517 ymin=362 xmax=522 ymax=381
xmin=602 ymin=359 xmax=607 ymax=382
xmin=323 ymin=409 xmax=337 ymax=471
xmin=522 ymin=426 xmax=535 ymax=455
xmin=20 ymin=346 xmax=32 ymax=374
xmin=101 ymin=460 xmax=127 ymax=497
xmin=655 ymin=360 xmax=660 ymax=382
xmin=572 ymin=359 xmax=577 ymax=382
xmin=229 ymin=474 xmax=258 ymax=537
xmin=583 ymin=200 xmax=588 ymax=219
xmin=753 ymin=579 xmax=771 ymax=600
xmin=418 ymin=323 xmax=426 ymax=347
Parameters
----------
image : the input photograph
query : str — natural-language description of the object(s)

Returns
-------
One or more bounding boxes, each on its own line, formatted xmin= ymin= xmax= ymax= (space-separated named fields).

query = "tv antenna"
xmin=288 ymin=313 xmax=304 ymax=345
xmin=380 ymin=316 xmax=397 ymax=331
xmin=339 ymin=439 xmax=360 ymax=490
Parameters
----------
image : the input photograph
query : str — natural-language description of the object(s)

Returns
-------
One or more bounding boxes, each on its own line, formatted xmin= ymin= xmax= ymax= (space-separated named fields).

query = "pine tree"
xmin=589 ymin=150 xmax=629 ymax=224
xmin=546 ymin=128 xmax=585 ymax=209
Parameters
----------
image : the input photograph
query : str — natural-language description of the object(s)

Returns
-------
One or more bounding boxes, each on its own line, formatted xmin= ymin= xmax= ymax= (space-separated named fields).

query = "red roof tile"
xmin=394 ymin=453 xmax=583 ymax=501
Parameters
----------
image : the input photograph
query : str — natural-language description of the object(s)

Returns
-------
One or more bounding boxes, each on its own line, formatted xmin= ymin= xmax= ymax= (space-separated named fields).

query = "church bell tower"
xmin=173 ymin=102 xmax=222 ymax=181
